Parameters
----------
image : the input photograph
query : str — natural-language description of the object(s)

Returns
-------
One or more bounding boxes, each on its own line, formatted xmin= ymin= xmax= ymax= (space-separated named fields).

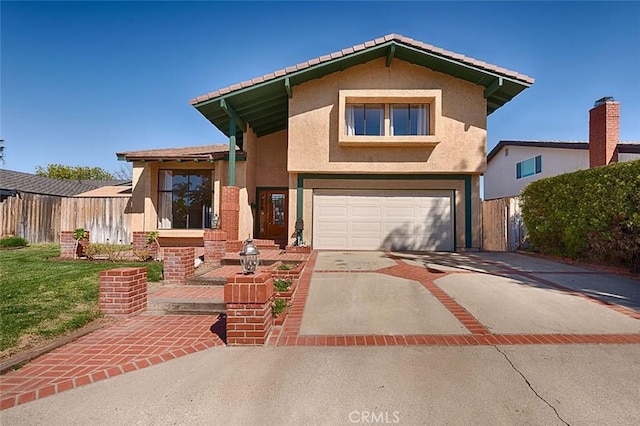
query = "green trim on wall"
xmin=463 ymin=175 xmax=472 ymax=248
xmin=296 ymin=173 xmax=474 ymax=249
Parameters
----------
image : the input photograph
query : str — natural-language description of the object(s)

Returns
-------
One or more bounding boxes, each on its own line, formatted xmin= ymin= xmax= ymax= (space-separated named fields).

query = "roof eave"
xmin=191 ymin=37 xmax=534 ymax=139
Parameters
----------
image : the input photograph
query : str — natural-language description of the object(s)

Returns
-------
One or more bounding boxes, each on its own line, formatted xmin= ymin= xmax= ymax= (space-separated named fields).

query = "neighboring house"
xmin=0 ymin=169 xmax=131 ymax=243
xmin=484 ymin=97 xmax=640 ymax=200
xmin=0 ymin=169 xmax=129 ymax=201
xmin=117 ymin=34 xmax=533 ymax=251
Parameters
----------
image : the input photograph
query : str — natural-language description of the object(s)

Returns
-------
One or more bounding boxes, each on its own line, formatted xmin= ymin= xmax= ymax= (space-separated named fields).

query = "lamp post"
xmin=239 ymin=236 xmax=260 ymax=274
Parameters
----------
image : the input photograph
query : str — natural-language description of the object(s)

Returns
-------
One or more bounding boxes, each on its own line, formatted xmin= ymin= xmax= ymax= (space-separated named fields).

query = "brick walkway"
xmin=268 ymin=251 xmax=640 ymax=347
xmin=0 ymin=315 xmax=224 ymax=410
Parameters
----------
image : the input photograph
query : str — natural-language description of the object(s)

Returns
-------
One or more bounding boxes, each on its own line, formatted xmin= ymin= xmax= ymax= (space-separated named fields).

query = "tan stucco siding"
xmin=288 ymin=58 xmax=487 ymax=174
xmin=255 ymin=130 xmax=289 ymax=188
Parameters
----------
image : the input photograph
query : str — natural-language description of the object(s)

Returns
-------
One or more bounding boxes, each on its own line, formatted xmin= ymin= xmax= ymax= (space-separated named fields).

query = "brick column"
xmin=163 ymin=247 xmax=195 ymax=284
xmin=59 ymin=230 xmax=90 ymax=259
xmin=221 ymin=186 xmax=240 ymax=241
xmin=224 ymin=273 xmax=275 ymax=345
xmin=99 ymin=267 xmax=147 ymax=317
xmin=204 ymin=229 xmax=227 ymax=266
xmin=132 ymin=231 xmax=159 ymax=260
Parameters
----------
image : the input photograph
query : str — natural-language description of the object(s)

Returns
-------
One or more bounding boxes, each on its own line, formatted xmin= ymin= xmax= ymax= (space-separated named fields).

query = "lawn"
xmin=0 ymin=244 xmax=163 ymax=358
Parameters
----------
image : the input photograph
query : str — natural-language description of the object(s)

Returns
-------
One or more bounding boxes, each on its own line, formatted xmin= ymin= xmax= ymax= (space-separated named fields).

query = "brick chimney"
xmin=589 ymin=96 xmax=619 ymax=168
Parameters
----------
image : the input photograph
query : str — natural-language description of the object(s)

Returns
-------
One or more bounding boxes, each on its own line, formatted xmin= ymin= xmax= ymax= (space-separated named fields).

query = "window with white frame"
xmin=516 ymin=155 xmax=542 ymax=179
xmin=158 ymin=170 xmax=213 ymax=229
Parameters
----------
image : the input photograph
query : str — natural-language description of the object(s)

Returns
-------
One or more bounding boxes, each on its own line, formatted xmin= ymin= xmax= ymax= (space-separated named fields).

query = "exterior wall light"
xmin=239 ymin=236 xmax=260 ymax=274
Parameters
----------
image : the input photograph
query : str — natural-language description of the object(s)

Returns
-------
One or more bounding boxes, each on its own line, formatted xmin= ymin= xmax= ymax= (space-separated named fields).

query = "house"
xmin=0 ymin=169 xmax=129 ymax=201
xmin=0 ymin=169 xmax=130 ymax=243
xmin=484 ymin=97 xmax=640 ymax=200
xmin=117 ymin=34 xmax=534 ymax=252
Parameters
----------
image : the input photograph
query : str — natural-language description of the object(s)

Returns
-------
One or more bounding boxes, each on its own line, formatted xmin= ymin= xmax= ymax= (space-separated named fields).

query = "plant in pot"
xmin=273 ymin=278 xmax=294 ymax=302
xmin=272 ymin=297 xmax=289 ymax=326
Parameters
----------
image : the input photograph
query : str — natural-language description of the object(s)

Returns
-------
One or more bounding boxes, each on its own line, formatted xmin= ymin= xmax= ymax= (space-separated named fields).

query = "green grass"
xmin=0 ymin=244 xmax=163 ymax=353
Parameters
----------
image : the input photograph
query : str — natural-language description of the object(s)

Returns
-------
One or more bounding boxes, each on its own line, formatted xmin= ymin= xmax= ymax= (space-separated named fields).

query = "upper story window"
xmin=391 ymin=104 xmax=429 ymax=136
xmin=346 ymin=104 xmax=383 ymax=136
xmin=158 ymin=170 xmax=213 ymax=229
xmin=516 ymin=155 xmax=542 ymax=179
xmin=339 ymin=90 xmax=441 ymax=147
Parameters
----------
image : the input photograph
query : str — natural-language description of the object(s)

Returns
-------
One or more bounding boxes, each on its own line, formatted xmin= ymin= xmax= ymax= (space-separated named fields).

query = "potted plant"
xmin=272 ymin=297 xmax=289 ymax=326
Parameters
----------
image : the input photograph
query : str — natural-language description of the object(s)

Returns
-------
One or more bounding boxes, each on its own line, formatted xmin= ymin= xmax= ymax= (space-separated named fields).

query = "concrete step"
xmin=147 ymin=297 xmax=226 ymax=315
xmin=186 ymin=274 xmax=226 ymax=286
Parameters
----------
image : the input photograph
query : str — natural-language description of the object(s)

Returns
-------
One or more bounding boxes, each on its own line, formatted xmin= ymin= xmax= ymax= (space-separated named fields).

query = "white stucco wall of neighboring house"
xmin=484 ymin=145 xmax=589 ymax=200
xmin=618 ymin=152 xmax=640 ymax=163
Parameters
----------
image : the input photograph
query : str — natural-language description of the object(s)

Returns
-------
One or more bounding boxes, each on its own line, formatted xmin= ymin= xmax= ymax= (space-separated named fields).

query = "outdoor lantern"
xmin=211 ymin=213 xmax=220 ymax=230
xmin=239 ymin=236 xmax=260 ymax=274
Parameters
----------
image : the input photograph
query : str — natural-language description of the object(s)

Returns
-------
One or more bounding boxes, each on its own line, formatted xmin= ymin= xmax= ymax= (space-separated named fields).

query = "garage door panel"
xmin=314 ymin=190 xmax=453 ymax=251
xmin=317 ymin=221 xmax=348 ymax=234
xmin=350 ymin=205 xmax=382 ymax=218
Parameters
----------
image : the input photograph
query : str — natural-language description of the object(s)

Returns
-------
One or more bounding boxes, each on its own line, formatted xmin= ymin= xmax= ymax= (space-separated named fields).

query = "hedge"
xmin=520 ymin=159 xmax=640 ymax=272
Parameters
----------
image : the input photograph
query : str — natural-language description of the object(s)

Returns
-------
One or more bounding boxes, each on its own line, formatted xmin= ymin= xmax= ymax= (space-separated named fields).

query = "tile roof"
xmin=487 ymin=140 xmax=640 ymax=162
xmin=190 ymin=33 xmax=535 ymax=105
xmin=116 ymin=144 xmax=238 ymax=162
xmin=0 ymin=169 xmax=129 ymax=197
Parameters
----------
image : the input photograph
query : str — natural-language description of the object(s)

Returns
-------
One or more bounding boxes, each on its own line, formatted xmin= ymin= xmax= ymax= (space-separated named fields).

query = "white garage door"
xmin=313 ymin=190 xmax=454 ymax=251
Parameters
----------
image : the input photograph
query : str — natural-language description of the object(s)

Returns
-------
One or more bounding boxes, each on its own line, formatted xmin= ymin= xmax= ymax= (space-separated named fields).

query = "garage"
xmin=312 ymin=189 xmax=454 ymax=251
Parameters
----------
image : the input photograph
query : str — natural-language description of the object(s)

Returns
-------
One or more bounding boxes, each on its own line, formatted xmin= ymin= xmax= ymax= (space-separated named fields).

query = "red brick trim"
xmin=163 ymin=247 xmax=195 ymax=285
xmin=204 ymin=230 xmax=227 ymax=265
xmin=225 ymin=273 xmax=275 ymax=345
xmin=99 ymin=267 xmax=147 ymax=317
xmin=220 ymin=186 xmax=240 ymax=241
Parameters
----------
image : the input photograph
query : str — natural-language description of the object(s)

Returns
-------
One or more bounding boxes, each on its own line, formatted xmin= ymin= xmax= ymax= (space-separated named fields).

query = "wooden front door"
xmin=257 ymin=189 xmax=288 ymax=241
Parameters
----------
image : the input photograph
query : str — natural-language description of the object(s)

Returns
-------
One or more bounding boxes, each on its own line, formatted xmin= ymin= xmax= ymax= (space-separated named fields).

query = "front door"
xmin=257 ymin=189 xmax=288 ymax=241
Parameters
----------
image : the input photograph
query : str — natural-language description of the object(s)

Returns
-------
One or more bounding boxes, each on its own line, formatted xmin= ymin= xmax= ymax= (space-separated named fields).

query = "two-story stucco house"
xmin=484 ymin=97 xmax=640 ymax=200
xmin=117 ymin=34 xmax=533 ymax=252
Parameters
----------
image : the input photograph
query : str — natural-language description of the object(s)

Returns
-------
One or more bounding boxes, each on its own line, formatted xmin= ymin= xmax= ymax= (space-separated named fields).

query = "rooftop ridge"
xmin=190 ymin=33 xmax=534 ymax=105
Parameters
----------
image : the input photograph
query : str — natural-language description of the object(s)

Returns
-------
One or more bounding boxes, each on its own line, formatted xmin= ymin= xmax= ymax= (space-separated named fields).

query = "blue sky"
xmin=2 ymin=1 xmax=639 ymax=178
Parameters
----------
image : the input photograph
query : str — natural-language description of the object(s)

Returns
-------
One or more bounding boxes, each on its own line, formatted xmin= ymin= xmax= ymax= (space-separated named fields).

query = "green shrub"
xmin=272 ymin=298 xmax=288 ymax=316
xmin=0 ymin=236 xmax=28 ymax=247
xmin=276 ymin=263 xmax=293 ymax=270
xmin=84 ymin=242 xmax=132 ymax=262
xmin=274 ymin=278 xmax=292 ymax=292
xmin=521 ymin=159 xmax=640 ymax=271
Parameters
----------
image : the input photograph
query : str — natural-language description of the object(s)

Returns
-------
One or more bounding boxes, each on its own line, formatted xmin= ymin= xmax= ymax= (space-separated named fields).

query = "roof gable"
xmin=191 ymin=34 xmax=534 ymax=144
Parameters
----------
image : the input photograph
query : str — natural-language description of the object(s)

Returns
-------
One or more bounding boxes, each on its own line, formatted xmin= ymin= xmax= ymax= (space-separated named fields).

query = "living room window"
xmin=158 ymin=170 xmax=213 ymax=229
xmin=516 ymin=155 xmax=542 ymax=179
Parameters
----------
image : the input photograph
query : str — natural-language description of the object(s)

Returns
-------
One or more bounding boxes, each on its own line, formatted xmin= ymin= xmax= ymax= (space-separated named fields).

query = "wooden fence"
xmin=0 ymin=193 xmax=132 ymax=244
xmin=481 ymin=197 xmax=526 ymax=252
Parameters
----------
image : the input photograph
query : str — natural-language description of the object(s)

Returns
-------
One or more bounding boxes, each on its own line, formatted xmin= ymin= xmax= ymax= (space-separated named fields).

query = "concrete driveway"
xmin=284 ymin=251 xmax=640 ymax=345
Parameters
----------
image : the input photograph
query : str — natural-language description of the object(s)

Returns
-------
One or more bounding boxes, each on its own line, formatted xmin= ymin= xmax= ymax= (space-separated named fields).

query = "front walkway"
xmin=0 ymin=315 xmax=225 ymax=410
xmin=268 ymin=251 xmax=640 ymax=346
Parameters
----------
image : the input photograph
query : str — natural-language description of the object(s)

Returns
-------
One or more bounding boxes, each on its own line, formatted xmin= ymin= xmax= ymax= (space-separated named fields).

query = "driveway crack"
xmin=494 ymin=346 xmax=570 ymax=425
